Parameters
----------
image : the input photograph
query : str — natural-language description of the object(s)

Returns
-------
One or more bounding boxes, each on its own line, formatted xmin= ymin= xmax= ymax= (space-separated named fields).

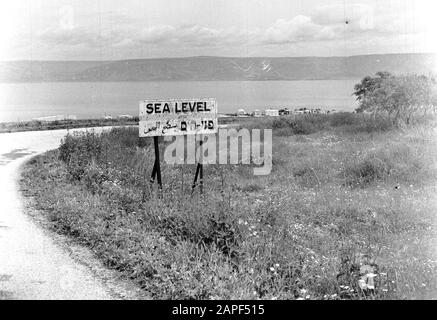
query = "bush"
xmin=59 ymin=130 xmax=109 ymax=180
xmin=329 ymin=112 xmax=359 ymax=127
xmin=354 ymin=72 xmax=437 ymax=125
xmin=272 ymin=115 xmax=328 ymax=135
xmin=344 ymin=157 xmax=390 ymax=186
xmin=342 ymin=140 xmax=434 ymax=187
xmin=82 ymin=162 xmax=109 ymax=194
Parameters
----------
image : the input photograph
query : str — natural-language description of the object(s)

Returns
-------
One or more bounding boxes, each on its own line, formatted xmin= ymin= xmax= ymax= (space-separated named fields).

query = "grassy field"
xmin=20 ymin=113 xmax=437 ymax=299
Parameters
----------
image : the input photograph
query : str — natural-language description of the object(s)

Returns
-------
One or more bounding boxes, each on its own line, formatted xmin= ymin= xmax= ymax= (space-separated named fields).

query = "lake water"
xmin=0 ymin=80 xmax=359 ymax=122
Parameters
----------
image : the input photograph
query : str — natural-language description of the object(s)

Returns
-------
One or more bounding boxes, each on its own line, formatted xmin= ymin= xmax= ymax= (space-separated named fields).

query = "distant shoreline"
xmin=0 ymin=112 xmax=350 ymax=134
xmin=0 ymin=78 xmax=360 ymax=84
xmin=0 ymin=118 xmax=139 ymax=134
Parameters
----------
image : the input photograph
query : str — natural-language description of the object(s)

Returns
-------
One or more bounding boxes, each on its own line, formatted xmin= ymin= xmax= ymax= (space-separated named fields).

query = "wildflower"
xmin=305 ymin=295 xmax=310 ymax=299
xmin=274 ymin=263 xmax=280 ymax=268
xmin=339 ymin=285 xmax=349 ymax=290
xmin=270 ymin=267 xmax=275 ymax=272
xmin=296 ymin=297 xmax=304 ymax=300
xmin=358 ymin=279 xmax=367 ymax=290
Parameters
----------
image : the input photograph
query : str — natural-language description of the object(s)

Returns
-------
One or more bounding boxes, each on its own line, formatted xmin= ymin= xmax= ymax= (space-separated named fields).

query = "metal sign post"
xmin=149 ymin=136 xmax=163 ymax=190
xmin=192 ymin=140 xmax=204 ymax=194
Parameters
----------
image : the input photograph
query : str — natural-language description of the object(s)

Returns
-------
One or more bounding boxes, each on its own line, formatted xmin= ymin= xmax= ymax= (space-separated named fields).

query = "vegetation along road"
xmin=17 ymin=111 xmax=437 ymax=299
xmin=0 ymin=127 xmax=143 ymax=299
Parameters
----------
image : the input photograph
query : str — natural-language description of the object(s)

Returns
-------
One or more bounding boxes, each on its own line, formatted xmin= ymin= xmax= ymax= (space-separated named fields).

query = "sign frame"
xmin=139 ymin=98 xmax=218 ymax=137
xmin=139 ymin=98 xmax=218 ymax=195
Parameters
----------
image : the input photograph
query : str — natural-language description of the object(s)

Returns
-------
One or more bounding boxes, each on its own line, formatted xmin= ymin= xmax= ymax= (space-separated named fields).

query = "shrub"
xmin=59 ymin=130 xmax=109 ymax=180
xmin=272 ymin=115 xmax=327 ymax=135
xmin=354 ymin=72 xmax=437 ymax=125
xmin=344 ymin=157 xmax=390 ymax=186
xmin=82 ymin=161 xmax=109 ymax=194
xmin=329 ymin=112 xmax=359 ymax=127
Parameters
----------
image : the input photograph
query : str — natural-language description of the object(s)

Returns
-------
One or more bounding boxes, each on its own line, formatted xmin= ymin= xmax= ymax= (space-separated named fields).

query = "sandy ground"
xmin=0 ymin=127 xmax=145 ymax=300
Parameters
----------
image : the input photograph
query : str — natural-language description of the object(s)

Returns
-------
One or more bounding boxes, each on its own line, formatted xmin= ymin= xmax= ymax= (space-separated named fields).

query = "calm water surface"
xmin=0 ymin=80 xmax=359 ymax=122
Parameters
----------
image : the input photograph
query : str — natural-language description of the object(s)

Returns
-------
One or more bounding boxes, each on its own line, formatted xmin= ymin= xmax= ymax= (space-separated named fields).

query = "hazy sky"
xmin=1 ymin=0 xmax=436 ymax=60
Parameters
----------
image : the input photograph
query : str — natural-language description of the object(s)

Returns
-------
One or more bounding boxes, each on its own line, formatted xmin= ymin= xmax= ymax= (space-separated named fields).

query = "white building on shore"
xmin=237 ymin=109 xmax=246 ymax=117
xmin=265 ymin=109 xmax=279 ymax=116
xmin=253 ymin=109 xmax=263 ymax=117
xmin=32 ymin=115 xmax=76 ymax=121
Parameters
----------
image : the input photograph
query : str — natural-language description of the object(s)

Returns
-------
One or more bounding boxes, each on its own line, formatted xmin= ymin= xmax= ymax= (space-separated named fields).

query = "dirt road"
xmin=0 ymin=127 xmax=141 ymax=300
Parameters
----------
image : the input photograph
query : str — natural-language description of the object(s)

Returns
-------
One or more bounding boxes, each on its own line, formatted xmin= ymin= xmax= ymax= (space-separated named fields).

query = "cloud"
xmin=135 ymin=24 xmax=250 ymax=48
xmin=36 ymin=19 xmax=251 ymax=51
xmin=312 ymin=3 xmax=374 ymax=29
xmin=12 ymin=2 xmax=437 ymax=60
xmin=261 ymin=16 xmax=321 ymax=44
xmin=36 ymin=14 xmax=334 ymax=50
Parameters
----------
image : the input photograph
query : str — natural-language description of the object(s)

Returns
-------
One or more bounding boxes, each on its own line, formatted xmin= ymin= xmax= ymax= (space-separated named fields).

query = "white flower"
xmin=358 ymin=279 xmax=367 ymax=290
xmin=270 ymin=267 xmax=275 ymax=272
xmin=339 ymin=285 xmax=350 ymax=290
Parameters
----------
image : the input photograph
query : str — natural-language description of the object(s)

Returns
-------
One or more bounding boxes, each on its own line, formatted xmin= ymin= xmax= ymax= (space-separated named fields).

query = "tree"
xmin=353 ymin=71 xmax=394 ymax=113
xmin=354 ymin=72 xmax=437 ymax=124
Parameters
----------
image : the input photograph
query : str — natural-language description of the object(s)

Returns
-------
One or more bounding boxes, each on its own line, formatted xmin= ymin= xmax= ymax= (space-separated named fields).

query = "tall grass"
xmin=20 ymin=114 xmax=437 ymax=299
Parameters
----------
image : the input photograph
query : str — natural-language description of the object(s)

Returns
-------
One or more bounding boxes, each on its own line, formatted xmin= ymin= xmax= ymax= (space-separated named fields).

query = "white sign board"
xmin=139 ymin=98 xmax=217 ymax=137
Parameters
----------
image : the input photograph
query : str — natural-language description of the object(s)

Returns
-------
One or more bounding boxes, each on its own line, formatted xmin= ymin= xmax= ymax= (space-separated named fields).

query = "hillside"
xmin=0 ymin=53 xmax=436 ymax=82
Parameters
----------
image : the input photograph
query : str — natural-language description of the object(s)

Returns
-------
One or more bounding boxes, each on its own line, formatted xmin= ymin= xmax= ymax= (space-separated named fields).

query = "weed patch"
xmin=20 ymin=117 xmax=437 ymax=299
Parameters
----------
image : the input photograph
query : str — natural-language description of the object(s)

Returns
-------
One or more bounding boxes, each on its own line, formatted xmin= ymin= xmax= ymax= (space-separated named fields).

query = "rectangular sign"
xmin=139 ymin=98 xmax=217 ymax=137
